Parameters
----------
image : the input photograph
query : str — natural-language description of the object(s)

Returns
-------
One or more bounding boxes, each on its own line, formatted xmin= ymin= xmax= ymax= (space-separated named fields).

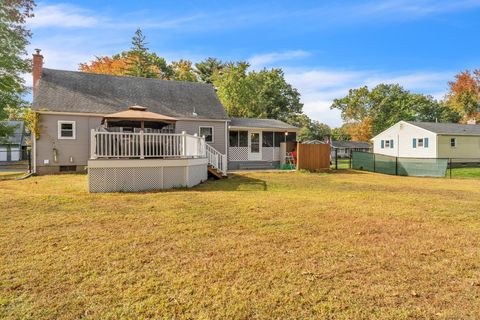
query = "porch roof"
xmin=229 ymin=117 xmax=299 ymax=131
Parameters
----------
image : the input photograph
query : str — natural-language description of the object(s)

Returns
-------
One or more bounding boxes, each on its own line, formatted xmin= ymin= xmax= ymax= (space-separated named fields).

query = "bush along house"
xmin=30 ymin=50 xmax=298 ymax=192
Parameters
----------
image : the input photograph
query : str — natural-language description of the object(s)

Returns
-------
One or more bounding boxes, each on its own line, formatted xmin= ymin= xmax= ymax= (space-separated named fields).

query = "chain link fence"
xmin=0 ymin=149 xmax=31 ymax=180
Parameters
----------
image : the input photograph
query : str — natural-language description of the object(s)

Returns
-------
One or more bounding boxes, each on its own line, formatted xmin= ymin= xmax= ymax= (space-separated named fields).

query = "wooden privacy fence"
xmin=296 ymin=143 xmax=330 ymax=170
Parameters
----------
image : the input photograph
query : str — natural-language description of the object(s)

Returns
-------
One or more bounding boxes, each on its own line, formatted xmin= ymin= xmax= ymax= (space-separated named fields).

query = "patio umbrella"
xmin=102 ymin=106 xmax=176 ymax=130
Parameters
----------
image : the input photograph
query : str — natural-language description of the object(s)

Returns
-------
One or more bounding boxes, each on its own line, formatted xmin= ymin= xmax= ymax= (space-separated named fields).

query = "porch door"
xmin=248 ymin=131 xmax=262 ymax=160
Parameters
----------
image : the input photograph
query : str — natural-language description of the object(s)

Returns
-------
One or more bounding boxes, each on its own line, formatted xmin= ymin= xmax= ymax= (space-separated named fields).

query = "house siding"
xmin=35 ymin=114 xmax=102 ymax=174
xmin=174 ymin=120 xmax=227 ymax=154
xmin=437 ymin=135 xmax=480 ymax=159
xmin=373 ymin=122 xmax=437 ymax=158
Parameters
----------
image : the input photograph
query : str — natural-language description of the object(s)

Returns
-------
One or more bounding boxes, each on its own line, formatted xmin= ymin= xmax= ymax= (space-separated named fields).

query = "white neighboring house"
xmin=372 ymin=121 xmax=480 ymax=159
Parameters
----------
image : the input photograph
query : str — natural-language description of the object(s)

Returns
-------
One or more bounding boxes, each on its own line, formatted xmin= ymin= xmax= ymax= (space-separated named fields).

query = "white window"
xmin=418 ymin=138 xmax=424 ymax=147
xmin=199 ymin=126 xmax=214 ymax=143
xmin=450 ymin=138 xmax=456 ymax=147
xmin=58 ymin=121 xmax=76 ymax=139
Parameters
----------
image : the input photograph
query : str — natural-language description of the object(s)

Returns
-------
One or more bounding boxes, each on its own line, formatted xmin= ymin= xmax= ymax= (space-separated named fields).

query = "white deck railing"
xmin=90 ymin=130 xmax=206 ymax=159
xmin=206 ymin=144 xmax=227 ymax=176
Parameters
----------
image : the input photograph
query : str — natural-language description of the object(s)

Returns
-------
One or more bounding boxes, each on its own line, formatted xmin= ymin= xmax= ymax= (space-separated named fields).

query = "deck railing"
xmin=206 ymin=144 xmax=228 ymax=176
xmin=90 ymin=130 xmax=206 ymax=159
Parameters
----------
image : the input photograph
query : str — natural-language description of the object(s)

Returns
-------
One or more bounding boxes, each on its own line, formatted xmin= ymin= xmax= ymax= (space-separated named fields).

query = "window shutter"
xmin=412 ymin=138 xmax=416 ymax=148
xmin=381 ymin=140 xmax=384 ymax=149
xmin=390 ymin=139 xmax=394 ymax=148
xmin=424 ymin=137 xmax=429 ymax=148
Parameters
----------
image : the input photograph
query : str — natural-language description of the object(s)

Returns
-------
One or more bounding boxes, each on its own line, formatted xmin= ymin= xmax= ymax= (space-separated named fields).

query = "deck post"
xmin=182 ymin=131 xmax=187 ymax=157
xmin=193 ymin=133 xmax=198 ymax=157
xmin=90 ymin=129 xmax=97 ymax=159
xmin=140 ymin=130 xmax=145 ymax=159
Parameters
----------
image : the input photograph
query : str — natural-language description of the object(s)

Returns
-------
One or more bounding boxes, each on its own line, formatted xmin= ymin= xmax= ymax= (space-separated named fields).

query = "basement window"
xmin=59 ymin=165 xmax=76 ymax=172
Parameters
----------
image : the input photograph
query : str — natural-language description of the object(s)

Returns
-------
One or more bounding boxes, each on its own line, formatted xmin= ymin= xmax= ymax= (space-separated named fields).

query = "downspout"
xmin=32 ymin=131 xmax=37 ymax=174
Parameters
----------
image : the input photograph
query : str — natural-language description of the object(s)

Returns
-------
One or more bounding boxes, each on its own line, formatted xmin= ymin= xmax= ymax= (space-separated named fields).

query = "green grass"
xmin=450 ymin=167 xmax=480 ymax=179
xmin=330 ymin=158 xmax=351 ymax=169
xmin=0 ymin=171 xmax=25 ymax=180
xmin=1 ymin=171 xmax=480 ymax=319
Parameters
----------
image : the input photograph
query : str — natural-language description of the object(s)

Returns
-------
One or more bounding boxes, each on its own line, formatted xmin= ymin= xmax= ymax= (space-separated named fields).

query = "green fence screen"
xmin=351 ymin=151 xmax=374 ymax=171
xmin=351 ymin=152 xmax=448 ymax=177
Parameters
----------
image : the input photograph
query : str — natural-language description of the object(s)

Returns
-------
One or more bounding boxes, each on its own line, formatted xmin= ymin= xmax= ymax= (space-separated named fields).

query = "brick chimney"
xmin=32 ymin=49 xmax=43 ymax=97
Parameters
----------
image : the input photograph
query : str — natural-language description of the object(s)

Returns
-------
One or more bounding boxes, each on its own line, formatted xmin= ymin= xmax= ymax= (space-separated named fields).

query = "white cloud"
xmin=248 ymin=50 xmax=311 ymax=69
xmin=28 ymin=4 xmax=99 ymax=28
xmin=285 ymin=68 xmax=454 ymax=127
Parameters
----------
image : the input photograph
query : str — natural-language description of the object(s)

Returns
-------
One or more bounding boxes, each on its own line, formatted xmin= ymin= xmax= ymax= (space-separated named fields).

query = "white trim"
xmin=88 ymin=157 xmax=207 ymax=168
xmin=229 ymin=126 xmax=300 ymax=132
xmin=32 ymin=132 xmax=37 ymax=173
xmin=199 ymin=126 xmax=214 ymax=143
xmin=57 ymin=120 xmax=76 ymax=139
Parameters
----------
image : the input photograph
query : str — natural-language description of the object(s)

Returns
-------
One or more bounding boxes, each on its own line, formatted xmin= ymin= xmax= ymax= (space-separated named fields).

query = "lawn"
xmin=1 ymin=171 xmax=480 ymax=319
xmin=450 ymin=167 xmax=480 ymax=179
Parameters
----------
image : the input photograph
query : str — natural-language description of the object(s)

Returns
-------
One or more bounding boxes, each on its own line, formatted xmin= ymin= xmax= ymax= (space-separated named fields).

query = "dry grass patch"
xmin=1 ymin=171 xmax=480 ymax=319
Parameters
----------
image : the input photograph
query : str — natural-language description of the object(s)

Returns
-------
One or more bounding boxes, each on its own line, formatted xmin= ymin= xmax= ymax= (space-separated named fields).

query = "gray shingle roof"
xmin=332 ymin=141 xmax=371 ymax=149
xmin=32 ymin=68 xmax=228 ymax=120
xmin=229 ymin=117 xmax=298 ymax=130
xmin=407 ymin=121 xmax=480 ymax=135
xmin=0 ymin=121 xmax=26 ymax=145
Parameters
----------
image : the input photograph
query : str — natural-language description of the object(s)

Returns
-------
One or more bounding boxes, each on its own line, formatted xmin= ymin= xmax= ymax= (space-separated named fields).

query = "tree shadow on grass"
xmin=195 ymin=174 xmax=268 ymax=192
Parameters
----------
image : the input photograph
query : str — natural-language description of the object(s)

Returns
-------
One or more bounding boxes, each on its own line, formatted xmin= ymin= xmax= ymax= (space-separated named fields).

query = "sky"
xmin=26 ymin=0 xmax=480 ymax=127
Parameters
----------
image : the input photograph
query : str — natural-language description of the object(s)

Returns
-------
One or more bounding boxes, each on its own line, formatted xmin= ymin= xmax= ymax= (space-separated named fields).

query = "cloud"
xmin=28 ymin=4 xmax=99 ymax=28
xmin=249 ymin=50 xmax=311 ymax=69
xmin=285 ymin=68 xmax=454 ymax=127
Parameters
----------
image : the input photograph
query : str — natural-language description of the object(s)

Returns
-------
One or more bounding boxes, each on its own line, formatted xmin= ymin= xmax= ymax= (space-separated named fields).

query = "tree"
xmin=79 ymin=29 xmax=173 ymax=79
xmin=331 ymin=126 xmax=351 ymax=141
xmin=170 ymin=59 xmax=198 ymax=82
xmin=213 ymin=64 xmax=304 ymax=123
xmin=0 ymin=0 xmax=35 ymax=138
xmin=195 ymin=57 xmax=225 ymax=83
xmin=298 ymin=120 xmax=331 ymax=142
xmin=331 ymin=84 xmax=458 ymax=140
xmin=447 ymin=69 xmax=480 ymax=121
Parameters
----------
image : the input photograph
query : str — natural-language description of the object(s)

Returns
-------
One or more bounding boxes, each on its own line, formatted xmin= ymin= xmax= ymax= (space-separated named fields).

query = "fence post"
xmin=335 ymin=148 xmax=338 ymax=170
xmin=395 ymin=156 xmax=398 ymax=176
xmin=449 ymin=158 xmax=452 ymax=179
xmin=90 ymin=129 xmax=97 ymax=159
xmin=349 ymin=150 xmax=352 ymax=169
xmin=28 ymin=149 xmax=32 ymax=173
xmin=373 ymin=153 xmax=376 ymax=173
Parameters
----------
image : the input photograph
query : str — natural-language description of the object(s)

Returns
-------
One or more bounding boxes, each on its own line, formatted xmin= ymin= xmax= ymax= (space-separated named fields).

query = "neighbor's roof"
xmin=32 ymin=68 xmax=229 ymax=120
xmin=407 ymin=121 xmax=480 ymax=136
xmin=229 ymin=117 xmax=299 ymax=130
xmin=331 ymin=141 xmax=371 ymax=149
xmin=0 ymin=121 xmax=26 ymax=145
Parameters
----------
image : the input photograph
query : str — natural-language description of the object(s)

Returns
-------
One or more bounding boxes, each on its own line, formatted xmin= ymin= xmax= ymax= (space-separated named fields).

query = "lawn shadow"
xmin=196 ymin=173 xmax=268 ymax=192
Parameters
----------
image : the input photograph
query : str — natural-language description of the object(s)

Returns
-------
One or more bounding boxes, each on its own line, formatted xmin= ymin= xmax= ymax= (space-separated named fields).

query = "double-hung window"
xmin=199 ymin=126 xmax=214 ymax=143
xmin=58 ymin=121 xmax=76 ymax=139
xmin=450 ymin=138 xmax=456 ymax=147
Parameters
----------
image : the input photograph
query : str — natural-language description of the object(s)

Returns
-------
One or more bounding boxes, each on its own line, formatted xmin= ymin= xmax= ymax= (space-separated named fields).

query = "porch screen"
xmin=239 ymin=131 xmax=248 ymax=147
xmin=263 ymin=132 xmax=273 ymax=147
xmin=229 ymin=131 xmax=239 ymax=147
xmin=274 ymin=132 xmax=284 ymax=147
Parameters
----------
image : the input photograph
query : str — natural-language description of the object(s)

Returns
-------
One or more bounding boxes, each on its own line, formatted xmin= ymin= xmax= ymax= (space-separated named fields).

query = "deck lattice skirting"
xmin=88 ymin=158 xmax=208 ymax=192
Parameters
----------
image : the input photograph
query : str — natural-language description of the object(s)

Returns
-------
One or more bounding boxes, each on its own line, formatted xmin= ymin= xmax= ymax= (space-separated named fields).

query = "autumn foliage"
xmin=79 ymin=56 xmax=130 ymax=76
xmin=447 ymin=69 xmax=480 ymax=121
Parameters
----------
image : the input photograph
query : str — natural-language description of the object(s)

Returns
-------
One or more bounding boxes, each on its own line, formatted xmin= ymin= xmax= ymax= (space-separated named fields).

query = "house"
xmin=372 ymin=121 xmax=480 ymax=160
xmin=228 ymin=118 xmax=298 ymax=170
xmin=0 ymin=121 xmax=29 ymax=162
xmin=330 ymin=141 xmax=371 ymax=158
xmin=30 ymin=50 xmax=298 ymax=191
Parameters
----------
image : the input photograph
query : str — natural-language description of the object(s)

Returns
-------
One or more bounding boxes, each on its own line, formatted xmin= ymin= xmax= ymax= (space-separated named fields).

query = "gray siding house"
xmin=32 ymin=68 xmax=229 ymax=175
xmin=30 ymin=50 xmax=298 ymax=189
